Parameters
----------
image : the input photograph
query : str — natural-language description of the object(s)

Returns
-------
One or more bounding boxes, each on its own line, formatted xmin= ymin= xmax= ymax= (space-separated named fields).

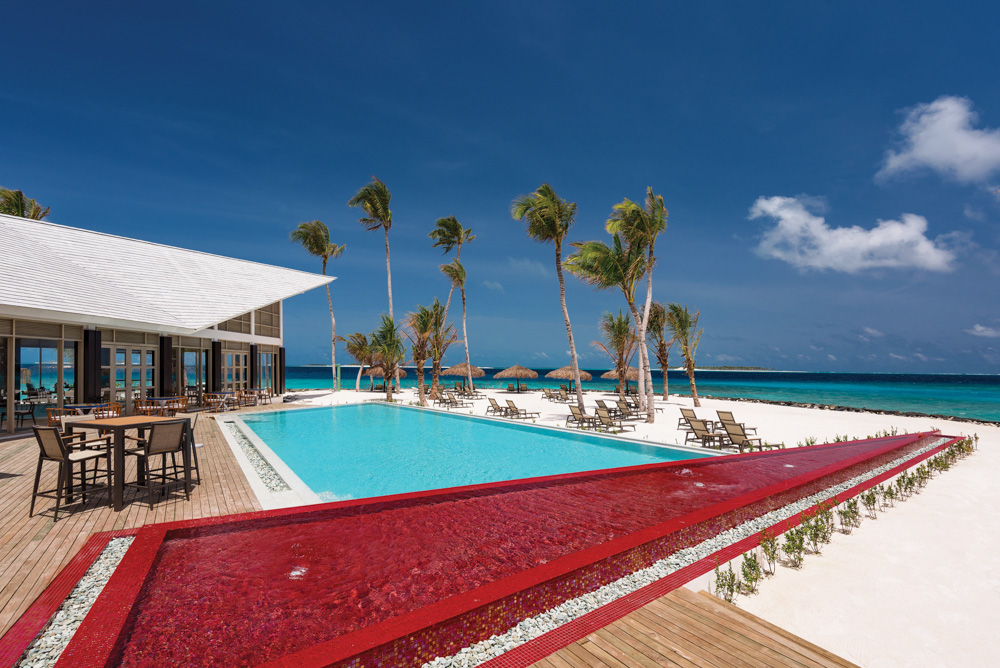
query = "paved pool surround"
xmin=44 ymin=432 xmax=945 ymax=667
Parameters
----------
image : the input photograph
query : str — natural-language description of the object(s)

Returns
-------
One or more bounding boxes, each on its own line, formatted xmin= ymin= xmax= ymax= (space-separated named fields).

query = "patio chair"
xmin=92 ymin=403 xmax=122 ymax=419
xmin=678 ymin=408 xmax=713 ymax=433
xmin=445 ymin=392 xmax=472 ymax=409
xmin=566 ymin=404 xmax=597 ymax=429
xmin=686 ymin=419 xmax=729 ymax=449
xmin=134 ymin=399 xmax=162 ymax=417
xmin=487 ymin=397 xmax=509 ymax=416
xmin=506 ymin=384 xmax=516 ymax=392
xmin=203 ymin=393 xmax=226 ymax=413
xmin=30 ymin=426 xmax=112 ymax=521
xmin=594 ymin=407 xmax=634 ymax=433
xmin=595 ymin=399 xmax=623 ymax=419
xmin=46 ymin=407 xmax=76 ymax=427
xmin=722 ymin=421 xmax=773 ymax=452
xmin=14 ymin=403 xmax=36 ymax=429
xmin=124 ymin=420 xmax=192 ymax=508
xmin=505 ymin=400 xmax=539 ymax=420
xmin=616 ymin=400 xmax=646 ymax=421
xmin=164 ymin=396 xmax=188 ymax=417
xmin=716 ymin=410 xmax=756 ymax=435
xmin=557 ymin=389 xmax=572 ymax=403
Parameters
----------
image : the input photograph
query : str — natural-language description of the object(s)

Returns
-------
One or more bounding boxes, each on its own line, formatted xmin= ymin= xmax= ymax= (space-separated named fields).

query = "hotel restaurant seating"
xmin=124 ymin=420 xmax=192 ymax=508
xmin=30 ymin=426 xmax=113 ymax=521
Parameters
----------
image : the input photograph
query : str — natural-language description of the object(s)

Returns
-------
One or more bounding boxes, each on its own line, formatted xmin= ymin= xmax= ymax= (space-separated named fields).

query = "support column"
xmin=210 ymin=341 xmax=222 ymax=393
xmin=278 ymin=347 xmax=286 ymax=394
xmin=159 ymin=336 xmax=174 ymax=396
xmin=82 ymin=329 xmax=102 ymax=403
xmin=249 ymin=344 xmax=259 ymax=389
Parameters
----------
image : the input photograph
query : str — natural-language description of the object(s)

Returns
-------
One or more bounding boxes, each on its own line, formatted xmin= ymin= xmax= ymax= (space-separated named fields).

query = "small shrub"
xmin=861 ymin=489 xmax=878 ymax=519
xmin=883 ymin=484 xmax=897 ymax=507
xmin=798 ymin=436 xmax=818 ymax=447
xmin=783 ymin=528 xmax=805 ymax=568
xmin=713 ymin=560 xmax=739 ymax=603
xmin=759 ymin=528 xmax=779 ymax=574
xmin=740 ymin=552 xmax=762 ymax=594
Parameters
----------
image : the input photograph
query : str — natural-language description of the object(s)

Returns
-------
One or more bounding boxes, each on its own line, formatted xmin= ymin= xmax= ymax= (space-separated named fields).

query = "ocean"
xmin=286 ymin=367 xmax=1000 ymax=423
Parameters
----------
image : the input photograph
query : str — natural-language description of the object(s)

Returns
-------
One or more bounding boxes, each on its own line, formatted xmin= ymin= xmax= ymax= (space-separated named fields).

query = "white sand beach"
xmin=287 ymin=386 xmax=999 ymax=667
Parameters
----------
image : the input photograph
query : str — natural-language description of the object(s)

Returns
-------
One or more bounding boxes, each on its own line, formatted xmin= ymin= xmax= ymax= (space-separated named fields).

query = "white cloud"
xmin=508 ymin=257 xmax=550 ymax=277
xmin=482 ymin=280 xmax=504 ymax=293
xmin=532 ymin=351 xmax=550 ymax=360
xmin=914 ymin=353 xmax=929 ymax=361
xmin=863 ymin=327 xmax=884 ymax=337
xmin=713 ymin=354 xmax=742 ymax=363
xmin=750 ymin=196 xmax=955 ymax=273
xmin=878 ymin=96 xmax=1000 ymax=183
xmin=964 ymin=205 xmax=985 ymax=221
xmin=827 ymin=354 xmax=837 ymax=362
xmin=966 ymin=324 xmax=1000 ymax=337
xmin=889 ymin=353 xmax=908 ymax=360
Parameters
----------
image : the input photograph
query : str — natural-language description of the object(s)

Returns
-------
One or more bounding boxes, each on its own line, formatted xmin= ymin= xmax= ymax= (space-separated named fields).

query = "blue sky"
xmin=3 ymin=2 xmax=999 ymax=372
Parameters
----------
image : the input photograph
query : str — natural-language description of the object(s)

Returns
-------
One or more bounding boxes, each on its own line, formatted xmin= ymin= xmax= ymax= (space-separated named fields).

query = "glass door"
xmin=102 ymin=345 xmax=156 ymax=414
xmin=181 ymin=349 xmax=207 ymax=406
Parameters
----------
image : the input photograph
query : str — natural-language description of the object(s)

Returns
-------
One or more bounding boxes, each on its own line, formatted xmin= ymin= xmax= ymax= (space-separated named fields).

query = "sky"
xmin=3 ymin=2 xmax=999 ymax=373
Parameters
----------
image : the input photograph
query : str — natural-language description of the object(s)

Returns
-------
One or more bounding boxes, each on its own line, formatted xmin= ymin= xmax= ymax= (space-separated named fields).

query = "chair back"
xmin=722 ymin=420 xmax=748 ymax=445
xmin=489 ymin=398 xmax=502 ymax=410
xmin=560 ymin=385 xmax=568 ymax=392
xmin=569 ymin=405 xmax=584 ymax=419
xmin=46 ymin=407 xmax=76 ymax=427
xmin=145 ymin=420 xmax=188 ymax=456
xmin=717 ymin=410 xmax=736 ymax=424
xmin=689 ymin=419 xmax=713 ymax=439
xmin=506 ymin=400 xmax=518 ymax=410
xmin=680 ymin=408 xmax=697 ymax=420
xmin=617 ymin=400 xmax=632 ymax=415
xmin=33 ymin=426 xmax=68 ymax=461
xmin=595 ymin=399 xmax=609 ymax=410
xmin=94 ymin=403 xmax=122 ymax=419
xmin=165 ymin=396 xmax=188 ymax=415
xmin=559 ymin=389 xmax=569 ymax=400
xmin=61 ymin=414 xmax=96 ymax=431
xmin=595 ymin=407 xmax=613 ymax=424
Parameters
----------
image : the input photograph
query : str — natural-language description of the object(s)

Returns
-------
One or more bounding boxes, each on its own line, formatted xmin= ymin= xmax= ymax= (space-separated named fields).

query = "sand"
xmin=288 ymin=385 xmax=998 ymax=667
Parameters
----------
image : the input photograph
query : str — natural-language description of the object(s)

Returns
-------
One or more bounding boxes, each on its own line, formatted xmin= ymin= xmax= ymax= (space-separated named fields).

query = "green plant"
xmin=797 ymin=436 xmax=818 ymax=447
xmin=713 ymin=560 xmax=739 ymax=603
xmin=883 ymin=484 xmax=897 ymax=507
xmin=783 ymin=527 xmax=805 ymax=568
xmin=861 ymin=489 xmax=878 ymax=519
xmin=740 ymin=552 xmax=762 ymax=594
xmin=759 ymin=528 xmax=779 ymax=574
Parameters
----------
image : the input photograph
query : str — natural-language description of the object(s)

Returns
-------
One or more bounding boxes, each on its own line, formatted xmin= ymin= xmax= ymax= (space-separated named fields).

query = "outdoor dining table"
xmin=66 ymin=414 xmax=194 ymax=511
xmin=63 ymin=403 xmax=108 ymax=414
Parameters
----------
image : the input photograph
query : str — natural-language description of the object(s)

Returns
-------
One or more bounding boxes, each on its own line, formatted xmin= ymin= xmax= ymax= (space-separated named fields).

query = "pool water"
xmin=238 ymin=403 xmax=711 ymax=501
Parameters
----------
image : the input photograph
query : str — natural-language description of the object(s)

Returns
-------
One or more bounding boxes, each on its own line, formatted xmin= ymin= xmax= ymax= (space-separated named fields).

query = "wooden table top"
xmin=85 ymin=415 xmax=190 ymax=429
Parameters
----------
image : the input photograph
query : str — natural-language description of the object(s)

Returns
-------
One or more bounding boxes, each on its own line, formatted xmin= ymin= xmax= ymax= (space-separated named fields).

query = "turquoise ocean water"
xmin=287 ymin=366 xmax=1000 ymax=422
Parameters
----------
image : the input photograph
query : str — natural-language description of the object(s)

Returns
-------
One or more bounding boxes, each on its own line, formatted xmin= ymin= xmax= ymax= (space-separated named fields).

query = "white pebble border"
xmin=16 ymin=537 xmax=136 ymax=668
xmin=422 ymin=436 xmax=952 ymax=668
xmin=223 ymin=421 xmax=291 ymax=492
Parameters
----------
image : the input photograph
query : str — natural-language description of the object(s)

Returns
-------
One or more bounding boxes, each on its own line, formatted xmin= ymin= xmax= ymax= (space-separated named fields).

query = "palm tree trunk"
xmin=640 ymin=250 xmax=656 ymax=422
xmin=659 ymin=342 xmax=671 ymax=400
xmin=386 ymin=371 xmax=393 ymax=402
xmin=355 ymin=364 xmax=364 ymax=392
xmin=431 ymin=358 xmax=441 ymax=399
xmin=384 ymin=227 xmax=399 ymax=393
xmin=416 ymin=360 xmax=427 ymax=406
xmin=325 ymin=284 xmax=337 ymax=392
xmin=442 ymin=244 xmax=460 ymax=325
xmin=624 ymin=299 xmax=647 ymax=411
xmin=686 ymin=358 xmax=700 ymax=407
xmin=461 ymin=288 xmax=472 ymax=392
xmin=555 ymin=242 xmax=585 ymax=411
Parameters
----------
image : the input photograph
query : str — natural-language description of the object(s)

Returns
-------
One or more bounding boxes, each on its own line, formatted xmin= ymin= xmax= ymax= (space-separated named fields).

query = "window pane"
xmin=131 ymin=350 xmax=141 ymax=366
xmin=146 ymin=368 xmax=154 ymax=385
xmin=100 ymin=370 xmax=111 ymax=390
xmin=131 ymin=369 xmax=141 ymax=387
xmin=146 ymin=351 xmax=155 ymax=367
xmin=101 ymin=347 xmax=110 ymax=367
xmin=115 ymin=368 xmax=125 ymax=388
xmin=116 ymin=349 xmax=126 ymax=366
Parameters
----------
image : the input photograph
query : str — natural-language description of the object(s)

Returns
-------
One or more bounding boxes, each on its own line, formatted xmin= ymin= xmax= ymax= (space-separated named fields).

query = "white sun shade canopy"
xmin=0 ymin=214 xmax=334 ymax=335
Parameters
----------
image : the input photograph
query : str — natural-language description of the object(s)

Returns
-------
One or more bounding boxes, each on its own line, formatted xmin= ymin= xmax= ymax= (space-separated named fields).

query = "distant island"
xmin=696 ymin=366 xmax=774 ymax=371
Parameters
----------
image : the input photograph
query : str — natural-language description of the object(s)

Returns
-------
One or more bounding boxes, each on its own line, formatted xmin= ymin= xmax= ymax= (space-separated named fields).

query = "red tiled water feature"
xmin=57 ymin=432 xmax=940 ymax=667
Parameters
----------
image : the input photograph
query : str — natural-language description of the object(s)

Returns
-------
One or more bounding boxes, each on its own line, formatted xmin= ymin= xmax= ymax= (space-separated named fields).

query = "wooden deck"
xmin=531 ymin=588 xmax=857 ymax=668
xmin=0 ymin=412 xmax=261 ymax=637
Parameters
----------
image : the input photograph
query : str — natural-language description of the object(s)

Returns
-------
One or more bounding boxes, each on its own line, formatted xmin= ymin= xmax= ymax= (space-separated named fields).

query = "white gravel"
xmin=223 ymin=420 xmax=291 ymax=492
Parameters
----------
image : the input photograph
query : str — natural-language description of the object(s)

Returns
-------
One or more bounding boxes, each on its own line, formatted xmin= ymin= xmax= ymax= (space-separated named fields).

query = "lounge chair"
xmin=618 ymin=400 xmax=651 ymax=422
xmin=557 ymin=389 xmax=572 ymax=403
xmin=716 ymin=410 xmax=756 ymax=434
xmin=30 ymin=426 xmax=112 ymax=521
xmin=594 ymin=407 xmax=634 ymax=433
xmin=445 ymin=392 xmax=472 ymax=409
xmin=507 ymin=384 xmax=516 ymax=392
xmin=487 ymin=397 xmax=509 ymax=416
xmin=685 ymin=418 xmax=729 ymax=448
xmin=722 ymin=421 xmax=774 ymax=452
xmin=678 ymin=408 xmax=714 ymax=433
xmin=595 ymin=399 xmax=623 ymax=419
xmin=505 ymin=400 xmax=539 ymax=419
xmin=541 ymin=388 xmax=556 ymax=401
xmin=566 ymin=405 xmax=597 ymax=429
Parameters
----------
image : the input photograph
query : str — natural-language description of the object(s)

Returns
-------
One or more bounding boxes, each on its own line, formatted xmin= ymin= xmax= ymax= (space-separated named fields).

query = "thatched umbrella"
xmin=601 ymin=366 xmax=639 ymax=393
xmin=365 ymin=366 xmax=406 ymax=390
xmin=545 ymin=365 xmax=592 ymax=392
xmin=493 ymin=364 xmax=538 ymax=392
xmin=441 ymin=362 xmax=485 ymax=390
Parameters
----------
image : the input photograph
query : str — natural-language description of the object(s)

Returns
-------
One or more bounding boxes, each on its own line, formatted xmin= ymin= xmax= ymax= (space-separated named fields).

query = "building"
xmin=0 ymin=213 xmax=333 ymax=433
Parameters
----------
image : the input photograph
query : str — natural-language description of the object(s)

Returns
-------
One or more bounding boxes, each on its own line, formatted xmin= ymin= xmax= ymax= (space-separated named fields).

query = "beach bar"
xmin=0 ymin=213 xmax=333 ymax=434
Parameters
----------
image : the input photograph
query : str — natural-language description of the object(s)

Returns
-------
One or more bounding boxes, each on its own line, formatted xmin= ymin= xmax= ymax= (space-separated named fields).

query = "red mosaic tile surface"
xmin=52 ymin=432 xmax=940 ymax=667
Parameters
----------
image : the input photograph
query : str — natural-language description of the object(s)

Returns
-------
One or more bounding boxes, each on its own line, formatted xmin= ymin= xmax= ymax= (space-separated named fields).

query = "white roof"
xmin=0 ymin=214 xmax=334 ymax=335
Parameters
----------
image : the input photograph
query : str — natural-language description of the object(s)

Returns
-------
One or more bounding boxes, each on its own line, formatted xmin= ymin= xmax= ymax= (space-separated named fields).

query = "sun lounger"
xmin=594 ymin=407 xmax=634 ymax=433
xmin=678 ymin=408 xmax=715 ymax=433
xmin=505 ymin=400 xmax=539 ymax=419
xmin=685 ymin=418 xmax=729 ymax=448
xmin=721 ymin=421 xmax=775 ymax=452
xmin=716 ymin=410 xmax=757 ymax=435
xmin=595 ymin=399 xmax=623 ymax=419
xmin=566 ymin=405 xmax=597 ymax=429
xmin=487 ymin=397 xmax=509 ymax=416
xmin=445 ymin=392 xmax=472 ymax=409
xmin=617 ymin=400 xmax=649 ymax=421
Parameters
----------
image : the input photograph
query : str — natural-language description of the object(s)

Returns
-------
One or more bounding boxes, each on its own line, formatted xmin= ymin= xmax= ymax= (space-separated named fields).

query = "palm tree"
xmin=348 ymin=176 xmax=398 ymax=389
xmin=592 ymin=311 xmax=638 ymax=400
xmin=429 ymin=216 xmax=475 ymax=324
xmin=369 ymin=315 xmax=405 ymax=402
xmin=440 ymin=259 xmax=474 ymax=391
xmin=665 ymin=303 xmax=703 ymax=407
xmin=606 ymin=187 xmax=668 ymax=420
xmin=0 ymin=188 xmax=49 ymax=219
xmin=565 ymin=231 xmax=648 ymax=400
xmin=646 ymin=302 xmax=674 ymax=400
xmin=405 ymin=303 xmax=436 ymax=406
xmin=511 ymin=183 xmax=585 ymax=410
xmin=339 ymin=332 xmax=372 ymax=391
xmin=428 ymin=298 xmax=458 ymax=399
xmin=290 ymin=221 xmax=345 ymax=390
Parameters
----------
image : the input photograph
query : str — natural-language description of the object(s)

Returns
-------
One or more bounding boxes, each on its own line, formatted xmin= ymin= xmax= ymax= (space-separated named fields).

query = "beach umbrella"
xmin=601 ymin=366 xmax=639 ymax=392
xmin=441 ymin=362 xmax=485 ymax=389
xmin=544 ymin=365 xmax=592 ymax=392
xmin=493 ymin=364 xmax=538 ymax=392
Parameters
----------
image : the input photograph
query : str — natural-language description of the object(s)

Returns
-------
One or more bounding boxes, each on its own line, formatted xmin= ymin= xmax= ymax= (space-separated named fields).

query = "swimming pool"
xmin=237 ymin=403 xmax=712 ymax=501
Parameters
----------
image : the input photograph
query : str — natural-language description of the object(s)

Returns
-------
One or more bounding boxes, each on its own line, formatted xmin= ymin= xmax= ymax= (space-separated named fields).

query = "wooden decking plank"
xmin=587 ymin=628 xmax=674 ymax=668
xmin=631 ymin=603 xmax=759 ymax=668
xmin=599 ymin=622 xmax=694 ymax=668
xmin=620 ymin=607 xmax=734 ymax=668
